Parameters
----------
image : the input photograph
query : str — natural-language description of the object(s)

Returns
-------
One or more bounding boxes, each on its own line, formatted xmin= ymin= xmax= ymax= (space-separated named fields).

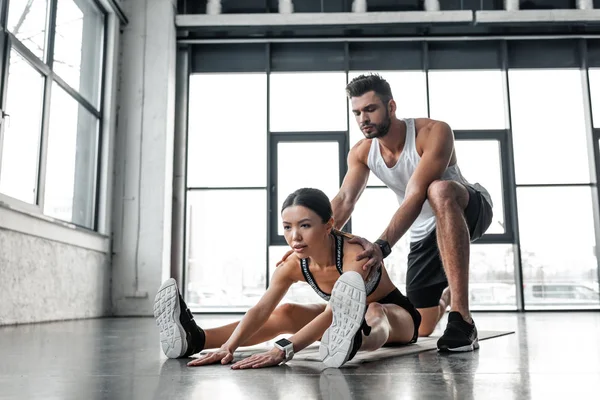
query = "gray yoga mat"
xmin=201 ymin=331 xmax=514 ymax=364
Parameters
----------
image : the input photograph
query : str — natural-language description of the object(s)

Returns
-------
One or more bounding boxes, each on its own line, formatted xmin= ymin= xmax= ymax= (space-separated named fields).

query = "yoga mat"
xmin=199 ymin=331 xmax=513 ymax=364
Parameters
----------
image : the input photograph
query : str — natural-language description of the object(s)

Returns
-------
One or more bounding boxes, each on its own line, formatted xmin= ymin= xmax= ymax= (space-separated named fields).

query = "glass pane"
xmin=277 ymin=142 xmax=340 ymax=235
xmin=350 ymin=187 xmax=411 ymax=293
xmin=518 ymin=187 xmax=599 ymax=309
xmin=348 ymin=71 xmax=428 ymax=187
xmin=8 ymin=0 xmax=48 ymax=60
xmin=186 ymin=190 xmax=267 ymax=309
xmin=187 ymin=73 xmax=267 ymax=187
xmin=510 ymin=69 xmax=590 ymax=184
xmin=455 ymin=140 xmax=505 ymax=234
xmin=470 ymin=244 xmax=517 ymax=310
xmin=429 ymin=70 xmax=507 ymax=130
xmin=0 ymin=50 xmax=44 ymax=204
xmin=54 ymin=0 xmax=104 ymax=107
xmin=270 ymin=72 xmax=347 ymax=132
xmin=268 ymin=245 xmax=327 ymax=305
xmin=588 ymin=68 xmax=600 ymax=128
xmin=44 ymin=83 xmax=99 ymax=228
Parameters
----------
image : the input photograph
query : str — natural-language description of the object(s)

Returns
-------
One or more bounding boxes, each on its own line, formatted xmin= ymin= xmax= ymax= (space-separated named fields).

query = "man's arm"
xmin=379 ymin=121 xmax=455 ymax=247
xmin=331 ymin=141 xmax=370 ymax=230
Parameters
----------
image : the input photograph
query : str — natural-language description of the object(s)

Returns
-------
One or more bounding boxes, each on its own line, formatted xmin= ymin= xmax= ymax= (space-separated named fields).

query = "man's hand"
xmin=187 ymin=347 xmax=234 ymax=367
xmin=348 ymin=236 xmax=384 ymax=275
xmin=230 ymin=348 xmax=285 ymax=369
xmin=276 ymin=250 xmax=294 ymax=268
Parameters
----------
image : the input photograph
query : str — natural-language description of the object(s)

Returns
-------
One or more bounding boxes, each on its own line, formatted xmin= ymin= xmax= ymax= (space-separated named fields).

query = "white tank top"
xmin=366 ymin=118 xmax=492 ymax=242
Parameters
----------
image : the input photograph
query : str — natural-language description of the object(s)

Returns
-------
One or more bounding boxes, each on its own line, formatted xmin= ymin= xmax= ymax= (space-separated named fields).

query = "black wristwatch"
xmin=375 ymin=239 xmax=392 ymax=259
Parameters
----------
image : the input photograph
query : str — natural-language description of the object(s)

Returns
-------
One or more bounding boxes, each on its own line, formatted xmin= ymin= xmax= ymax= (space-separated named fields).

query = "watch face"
xmin=275 ymin=338 xmax=292 ymax=347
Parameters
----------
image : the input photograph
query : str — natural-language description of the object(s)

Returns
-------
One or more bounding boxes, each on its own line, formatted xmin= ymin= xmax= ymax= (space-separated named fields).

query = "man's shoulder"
xmin=349 ymin=138 xmax=373 ymax=162
xmin=413 ymin=118 xmax=453 ymax=146
xmin=414 ymin=117 xmax=447 ymax=133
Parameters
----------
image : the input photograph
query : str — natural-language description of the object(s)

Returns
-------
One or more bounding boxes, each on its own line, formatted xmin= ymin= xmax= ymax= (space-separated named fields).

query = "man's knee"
xmin=427 ymin=180 xmax=469 ymax=211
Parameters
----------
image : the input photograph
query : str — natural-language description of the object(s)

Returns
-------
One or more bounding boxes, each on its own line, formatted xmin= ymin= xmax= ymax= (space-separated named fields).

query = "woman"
xmin=154 ymin=188 xmax=421 ymax=369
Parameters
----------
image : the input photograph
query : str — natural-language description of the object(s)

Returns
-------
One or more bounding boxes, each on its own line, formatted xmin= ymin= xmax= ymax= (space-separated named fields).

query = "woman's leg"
xmin=360 ymin=303 xmax=415 ymax=351
xmin=203 ymin=303 xmax=326 ymax=349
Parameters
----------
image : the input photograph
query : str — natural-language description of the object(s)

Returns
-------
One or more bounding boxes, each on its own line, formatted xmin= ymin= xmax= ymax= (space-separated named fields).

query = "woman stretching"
xmin=153 ymin=188 xmax=421 ymax=368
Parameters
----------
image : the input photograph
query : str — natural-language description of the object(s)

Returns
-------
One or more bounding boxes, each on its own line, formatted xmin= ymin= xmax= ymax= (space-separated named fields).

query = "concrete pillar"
xmin=505 ymin=0 xmax=519 ymax=11
xmin=424 ymin=0 xmax=440 ymax=11
xmin=352 ymin=0 xmax=367 ymax=12
xmin=206 ymin=0 xmax=221 ymax=15
xmin=279 ymin=0 xmax=294 ymax=13
xmin=111 ymin=0 xmax=176 ymax=315
xmin=577 ymin=0 xmax=593 ymax=9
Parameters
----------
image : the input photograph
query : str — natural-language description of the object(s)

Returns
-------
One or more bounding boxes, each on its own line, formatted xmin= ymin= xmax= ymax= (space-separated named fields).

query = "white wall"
xmin=111 ymin=0 xmax=177 ymax=316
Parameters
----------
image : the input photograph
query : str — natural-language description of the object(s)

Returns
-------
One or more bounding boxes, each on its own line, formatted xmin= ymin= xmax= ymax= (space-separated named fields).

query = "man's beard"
xmin=363 ymin=110 xmax=391 ymax=139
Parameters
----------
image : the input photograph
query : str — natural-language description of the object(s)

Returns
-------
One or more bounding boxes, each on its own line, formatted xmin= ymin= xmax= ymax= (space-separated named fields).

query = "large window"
xmin=270 ymin=72 xmax=347 ymax=132
xmin=187 ymin=73 xmax=267 ymax=188
xmin=0 ymin=51 xmax=44 ymax=204
xmin=0 ymin=0 xmax=106 ymax=229
xmin=509 ymin=69 xmax=590 ymax=184
xmin=186 ymin=190 xmax=267 ymax=309
xmin=183 ymin=42 xmax=600 ymax=313
xmin=517 ymin=187 xmax=599 ymax=308
xmin=186 ymin=73 xmax=268 ymax=309
xmin=510 ymin=68 xmax=599 ymax=308
xmin=429 ymin=70 xmax=508 ymax=130
xmin=7 ymin=0 xmax=48 ymax=60
xmin=454 ymin=139 xmax=505 ymax=235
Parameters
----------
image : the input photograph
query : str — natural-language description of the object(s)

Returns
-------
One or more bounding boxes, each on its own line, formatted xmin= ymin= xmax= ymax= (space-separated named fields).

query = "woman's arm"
xmin=188 ymin=260 xmax=296 ymax=366
xmin=231 ymin=305 xmax=334 ymax=370
xmin=222 ymin=266 xmax=293 ymax=352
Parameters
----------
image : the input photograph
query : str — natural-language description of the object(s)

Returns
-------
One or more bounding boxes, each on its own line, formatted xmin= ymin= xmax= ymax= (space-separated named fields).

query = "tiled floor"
xmin=1 ymin=312 xmax=598 ymax=399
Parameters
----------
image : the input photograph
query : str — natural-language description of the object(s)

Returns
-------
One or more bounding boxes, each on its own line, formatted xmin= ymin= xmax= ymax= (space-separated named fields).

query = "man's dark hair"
xmin=281 ymin=188 xmax=332 ymax=223
xmin=346 ymin=73 xmax=393 ymax=105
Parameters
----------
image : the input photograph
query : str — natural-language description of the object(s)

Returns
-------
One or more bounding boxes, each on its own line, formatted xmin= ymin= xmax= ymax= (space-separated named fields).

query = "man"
xmin=281 ymin=73 xmax=493 ymax=352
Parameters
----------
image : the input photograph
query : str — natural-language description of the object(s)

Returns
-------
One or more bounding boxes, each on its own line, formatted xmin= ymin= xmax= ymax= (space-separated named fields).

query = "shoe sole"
xmin=320 ymin=271 xmax=367 ymax=368
xmin=154 ymin=278 xmax=188 ymax=358
xmin=438 ymin=338 xmax=480 ymax=352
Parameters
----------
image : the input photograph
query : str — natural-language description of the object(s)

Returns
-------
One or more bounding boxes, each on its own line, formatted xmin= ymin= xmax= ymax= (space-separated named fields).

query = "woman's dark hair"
xmin=281 ymin=188 xmax=332 ymax=223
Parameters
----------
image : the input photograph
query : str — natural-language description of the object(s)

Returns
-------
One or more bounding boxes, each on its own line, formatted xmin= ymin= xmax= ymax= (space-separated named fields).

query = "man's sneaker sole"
xmin=320 ymin=271 xmax=367 ymax=368
xmin=154 ymin=278 xmax=188 ymax=358
xmin=438 ymin=338 xmax=480 ymax=352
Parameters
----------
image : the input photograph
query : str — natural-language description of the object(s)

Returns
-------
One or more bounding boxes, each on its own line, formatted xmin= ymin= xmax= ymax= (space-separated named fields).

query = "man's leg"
xmin=427 ymin=180 xmax=471 ymax=322
xmin=427 ymin=180 xmax=487 ymax=352
xmin=416 ymin=286 xmax=451 ymax=336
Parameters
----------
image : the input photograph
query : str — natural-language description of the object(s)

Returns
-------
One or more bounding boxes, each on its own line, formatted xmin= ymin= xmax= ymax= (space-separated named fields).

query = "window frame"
xmin=454 ymin=130 xmax=514 ymax=244
xmin=0 ymin=0 xmax=106 ymax=231
xmin=268 ymin=131 xmax=348 ymax=246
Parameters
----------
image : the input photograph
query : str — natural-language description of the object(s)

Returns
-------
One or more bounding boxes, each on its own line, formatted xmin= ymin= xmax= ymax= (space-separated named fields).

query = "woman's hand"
xmin=230 ymin=348 xmax=285 ymax=370
xmin=187 ymin=346 xmax=234 ymax=367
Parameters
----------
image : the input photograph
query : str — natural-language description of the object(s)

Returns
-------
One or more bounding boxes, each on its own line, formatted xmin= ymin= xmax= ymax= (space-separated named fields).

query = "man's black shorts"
xmin=405 ymin=183 xmax=493 ymax=309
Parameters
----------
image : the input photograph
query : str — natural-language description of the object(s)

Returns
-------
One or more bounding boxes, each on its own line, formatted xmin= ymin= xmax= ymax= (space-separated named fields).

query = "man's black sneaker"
xmin=320 ymin=271 xmax=370 ymax=368
xmin=154 ymin=278 xmax=206 ymax=358
xmin=437 ymin=311 xmax=479 ymax=352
